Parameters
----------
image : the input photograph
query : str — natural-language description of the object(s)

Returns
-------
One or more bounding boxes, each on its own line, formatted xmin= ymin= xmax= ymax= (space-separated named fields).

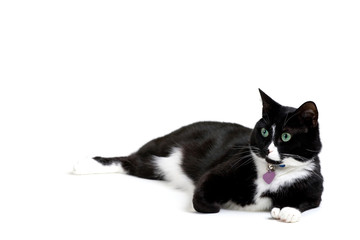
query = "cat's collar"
xmin=263 ymin=163 xmax=285 ymax=184
xmin=265 ymin=157 xmax=285 ymax=167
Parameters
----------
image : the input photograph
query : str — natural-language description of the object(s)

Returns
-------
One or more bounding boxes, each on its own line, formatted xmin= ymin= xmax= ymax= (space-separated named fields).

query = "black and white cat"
xmin=73 ymin=89 xmax=323 ymax=223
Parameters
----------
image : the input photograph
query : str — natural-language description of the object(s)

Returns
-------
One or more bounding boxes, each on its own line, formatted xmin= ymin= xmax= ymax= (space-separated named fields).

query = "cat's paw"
xmin=72 ymin=157 xmax=103 ymax=175
xmin=72 ymin=157 xmax=125 ymax=175
xmin=271 ymin=207 xmax=301 ymax=223
xmin=271 ymin=207 xmax=281 ymax=219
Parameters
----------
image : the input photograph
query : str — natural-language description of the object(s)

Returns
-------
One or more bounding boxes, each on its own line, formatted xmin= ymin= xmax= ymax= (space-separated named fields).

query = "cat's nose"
xmin=268 ymin=143 xmax=276 ymax=154
xmin=267 ymin=142 xmax=281 ymax=161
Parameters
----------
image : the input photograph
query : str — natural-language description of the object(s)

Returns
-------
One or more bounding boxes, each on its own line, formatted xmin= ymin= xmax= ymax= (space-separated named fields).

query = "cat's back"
xmin=168 ymin=121 xmax=252 ymax=149
xmin=172 ymin=121 xmax=251 ymax=135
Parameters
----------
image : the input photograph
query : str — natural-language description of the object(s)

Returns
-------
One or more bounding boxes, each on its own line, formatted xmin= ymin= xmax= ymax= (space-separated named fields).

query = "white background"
xmin=1 ymin=1 xmax=359 ymax=239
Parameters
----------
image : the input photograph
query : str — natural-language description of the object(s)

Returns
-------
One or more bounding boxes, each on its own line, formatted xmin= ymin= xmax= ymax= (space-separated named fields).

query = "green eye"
xmin=261 ymin=128 xmax=269 ymax=138
xmin=281 ymin=132 xmax=292 ymax=142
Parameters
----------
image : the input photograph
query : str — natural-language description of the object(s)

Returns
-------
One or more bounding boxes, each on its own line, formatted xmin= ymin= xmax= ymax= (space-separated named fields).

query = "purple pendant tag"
xmin=263 ymin=170 xmax=275 ymax=184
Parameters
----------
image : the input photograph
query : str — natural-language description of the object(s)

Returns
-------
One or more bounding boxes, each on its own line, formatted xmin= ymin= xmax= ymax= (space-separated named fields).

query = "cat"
xmin=73 ymin=89 xmax=323 ymax=223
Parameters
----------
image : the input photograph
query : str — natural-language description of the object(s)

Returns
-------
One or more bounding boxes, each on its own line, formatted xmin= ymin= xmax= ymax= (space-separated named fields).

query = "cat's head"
xmin=250 ymin=89 xmax=321 ymax=165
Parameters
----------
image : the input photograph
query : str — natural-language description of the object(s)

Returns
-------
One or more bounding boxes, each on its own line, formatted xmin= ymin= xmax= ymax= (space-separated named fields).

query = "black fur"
xmin=94 ymin=89 xmax=323 ymax=215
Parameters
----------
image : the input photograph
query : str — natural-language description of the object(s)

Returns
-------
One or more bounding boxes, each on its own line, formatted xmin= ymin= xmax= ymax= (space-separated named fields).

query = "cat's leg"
xmin=271 ymin=197 xmax=321 ymax=223
xmin=193 ymin=189 xmax=221 ymax=213
xmin=72 ymin=156 xmax=127 ymax=175
xmin=271 ymin=207 xmax=301 ymax=223
xmin=73 ymin=152 xmax=167 ymax=180
xmin=154 ymin=147 xmax=196 ymax=192
xmin=192 ymin=172 xmax=229 ymax=213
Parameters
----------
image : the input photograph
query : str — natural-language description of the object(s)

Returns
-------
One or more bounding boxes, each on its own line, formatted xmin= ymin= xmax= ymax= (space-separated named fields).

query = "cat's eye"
xmin=281 ymin=132 xmax=292 ymax=142
xmin=261 ymin=128 xmax=269 ymax=138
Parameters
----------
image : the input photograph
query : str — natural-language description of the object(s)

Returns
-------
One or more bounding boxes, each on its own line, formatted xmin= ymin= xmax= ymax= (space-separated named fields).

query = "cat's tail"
xmin=72 ymin=156 xmax=130 ymax=175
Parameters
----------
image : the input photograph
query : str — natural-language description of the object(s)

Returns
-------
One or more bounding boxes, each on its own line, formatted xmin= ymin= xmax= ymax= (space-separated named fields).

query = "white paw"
xmin=271 ymin=207 xmax=301 ymax=223
xmin=72 ymin=157 xmax=104 ymax=175
xmin=271 ymin=207 xmax=281 ymax=219
xmin=73 ymin=157 xmax=125 ymax=175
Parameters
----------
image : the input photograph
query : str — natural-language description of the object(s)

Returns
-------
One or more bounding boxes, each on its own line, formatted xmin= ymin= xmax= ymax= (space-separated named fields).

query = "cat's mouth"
xmin=265 ymin=157 xmax=283 ymax=165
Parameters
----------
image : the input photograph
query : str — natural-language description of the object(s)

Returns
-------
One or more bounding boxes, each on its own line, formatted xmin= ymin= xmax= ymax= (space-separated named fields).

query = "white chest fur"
xmin=253 ymin=152 xmax=315 ymax=193
xmin=224 ymin=152 xmax=315 ymax=211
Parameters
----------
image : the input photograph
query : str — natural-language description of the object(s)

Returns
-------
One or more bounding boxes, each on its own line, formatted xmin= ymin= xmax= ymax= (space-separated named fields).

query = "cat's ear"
xmin=295 ymin=101 xmax=319 ymax=127
xmin=259 ymin=89 xmax=281 ymax=118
